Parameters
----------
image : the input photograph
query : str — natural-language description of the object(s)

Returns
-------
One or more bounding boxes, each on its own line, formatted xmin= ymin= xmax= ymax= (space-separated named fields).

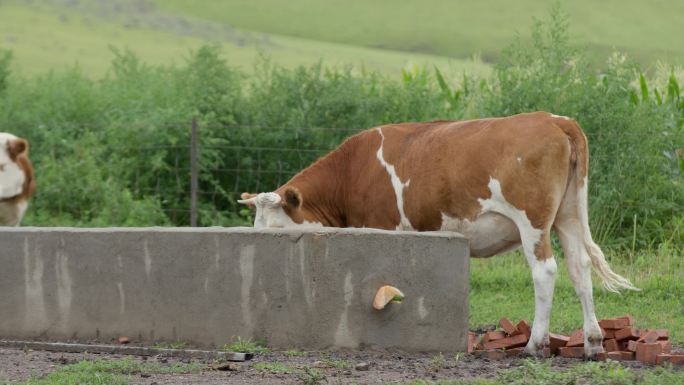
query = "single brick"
xmin=638 ymin=330 xmax=659 ymax=344
xmin=615 ymin=327 xmax=640 ymax=341
xmin=499 ymin=317 xmax=518 ymax=335
xmin=549 ymin=333 xmax=569 ymax=354
xmin=599 ymin=318 xmax=628 ymax=330
xmin=606 ymin=351 xmax=624 ymax=361
xmin=655 ymin=329 xmax=669 ymax=340
xmin=603 ymin=339 xmax=620 ymax=352
xmin=468 ymin=332 xmax=479 ymax=353
xmin=512 ymin=320 xmax=531 ymax=338
xmin=483 ymin=331 xmax=507 ymax=342
xmin=558 ymin=347 xmax=584 ymax=359
xmin=636 ymin=343 xmax=662 ymax=365
xmin=482 ymin=333 xmax=528 ymax=350
xmin=656 ymin=354 xmax=684 ymax=366
xmin=627 ymin=340 xmax=639 ymax=352
xmin=602 ymin=328 xmax=615 ymax=339
xmin=619 ymin=351 xmax=635 ymax=361
xmin=657 ymin=340 xmax=672 ymax=353
xmin=566 ymin=330 xmax=584 ymax=347
xmin=617 ymin=315 xmax=634 ymax=327
xmin=597 ymin=352 xmax=608 ymax=361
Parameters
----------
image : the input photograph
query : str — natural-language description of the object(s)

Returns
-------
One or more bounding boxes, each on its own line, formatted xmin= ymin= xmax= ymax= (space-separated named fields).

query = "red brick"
xmin=602 ymin=328 xmax=615 ymax=339
xmin=558 ymin=347 xmax=584 ymax=359
xmin=499 ymin=317 xmax=518 ymax=335
xmin=636 ymin=343 xmax=662 ymax=365
xmin=566 ymin=330 xmax=584 ymax=347
xmin=482 ymin=333 xmax=528 ymax=350
xmin=657 ymin=340 xmax=672 ymax=353
xmin=615 ymin=327 xmax=640 ymax=341
xmin=596 ymin=352 xmax=608 ymax=361
xmin=617 ymin=315 xmax=634 ymax=326
xmin=603 ymin=339 xmax=620 ymax=352
xmin=118 ymin=336 xmax=130 ymax=344
xmin=549 ymin=333 xmax=569 ymax=354
xmin=619 ymin=351 xmax=635 ymax=361
xmin=627 ymin=340 xmax=639 ymax=352
xmin=468 ymin=332 xmax=479 ymax=353
xmin=656 ymin=354 xmax=684 ymax=366
xmin=599 ymin=318 xmax=628 ymax=330
xmin=606 ymin=351 xmax=624 ymax=361
xmin=513 ymin=320 xmax=531 ymax=338
xmin=638 ymin=330 xmax=659 ymax=344
xmin=483 ymin=331 xmax=507 ymax=342
xmin=655 ymin=329 xmax=669 ymax=340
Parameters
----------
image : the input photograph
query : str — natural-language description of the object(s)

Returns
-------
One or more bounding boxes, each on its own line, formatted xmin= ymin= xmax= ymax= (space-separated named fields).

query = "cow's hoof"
xmin=524 ymin=341 xmax=550 ymax=358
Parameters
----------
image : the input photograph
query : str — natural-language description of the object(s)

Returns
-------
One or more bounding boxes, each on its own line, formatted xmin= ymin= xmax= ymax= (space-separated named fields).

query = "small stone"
xmin=355 ymin=362 xmax=370 ymax=371
xmin=312 ymin=360 xmax=327 ymax=368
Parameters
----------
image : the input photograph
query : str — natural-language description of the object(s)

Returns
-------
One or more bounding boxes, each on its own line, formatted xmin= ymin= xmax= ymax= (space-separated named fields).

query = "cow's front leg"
xmin=524 ymin=253 xmax=557 ymax=356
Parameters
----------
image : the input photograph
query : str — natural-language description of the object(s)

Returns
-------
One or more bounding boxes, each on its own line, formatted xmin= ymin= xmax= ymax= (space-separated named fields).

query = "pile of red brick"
xmin=469 ymin=315 xmax=682 ymax=366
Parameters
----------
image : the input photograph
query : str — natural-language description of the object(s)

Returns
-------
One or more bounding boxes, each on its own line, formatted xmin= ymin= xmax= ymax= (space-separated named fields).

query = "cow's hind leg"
xmin=553 ymin=181 xmax=604 ymax=358
xmin=522 ymin=230 xmax=557 ymax=356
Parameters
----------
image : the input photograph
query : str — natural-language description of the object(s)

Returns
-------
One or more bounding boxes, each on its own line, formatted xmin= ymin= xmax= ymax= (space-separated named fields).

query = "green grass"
xmin=18 ymin=358 xmax=204 ymax=385
xmin=0 ymin=0 xmax=486 ymax=78
xmin=156 ymin=0 xmax=684 ymax=66
xmin=398 ymin=359 xmax=684 ymax=384
xmin=282 ymin=349 xmax=308 ymax=357
xmin=223 ymin=336 xmax=271 ymax=354
xmin=469 ymin=245 xmax=684 ymax=343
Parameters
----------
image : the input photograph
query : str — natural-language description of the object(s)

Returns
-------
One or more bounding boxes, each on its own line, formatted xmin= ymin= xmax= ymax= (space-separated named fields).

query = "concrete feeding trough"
xmin=0 ymin=227 xmax=469 ymax=352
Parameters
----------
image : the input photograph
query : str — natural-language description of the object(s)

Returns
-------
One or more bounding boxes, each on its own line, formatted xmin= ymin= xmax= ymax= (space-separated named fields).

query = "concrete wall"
xmin=0 ymin=227 xmax=469 ymax=352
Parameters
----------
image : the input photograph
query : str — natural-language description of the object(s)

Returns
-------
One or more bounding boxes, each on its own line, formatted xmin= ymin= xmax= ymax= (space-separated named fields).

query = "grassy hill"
xmin=156 ymin=0 xmax=684 ymax=66
xmin=1 ymin=0 xmax=683 ymax=79
xmin=0 ymin=0 xmax=486 ymax=78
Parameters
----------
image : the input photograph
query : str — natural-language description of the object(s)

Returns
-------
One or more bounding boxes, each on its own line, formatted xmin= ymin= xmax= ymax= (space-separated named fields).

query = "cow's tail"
xmin=553 ymin=115 xmax=639 ymax=293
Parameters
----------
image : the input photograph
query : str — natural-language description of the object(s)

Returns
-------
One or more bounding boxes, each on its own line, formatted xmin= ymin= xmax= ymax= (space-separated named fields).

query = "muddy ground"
xmin=1 ymin=345 xmax=675 ymax=385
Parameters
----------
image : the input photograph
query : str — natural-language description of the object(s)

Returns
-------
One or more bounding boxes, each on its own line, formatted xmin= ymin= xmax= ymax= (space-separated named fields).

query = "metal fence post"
xmin=190 ymin=118 xmax=198 ymax=227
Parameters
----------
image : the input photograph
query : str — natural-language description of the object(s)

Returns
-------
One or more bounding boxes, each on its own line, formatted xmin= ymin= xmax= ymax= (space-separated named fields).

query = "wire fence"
xmin=23 ymin=120 xmax=682 ymax=229
xmin=92 ymin=120 xmax=680 ymax=228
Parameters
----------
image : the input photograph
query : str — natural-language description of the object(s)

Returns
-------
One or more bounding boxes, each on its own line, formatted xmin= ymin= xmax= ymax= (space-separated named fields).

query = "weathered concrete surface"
xmin=0 ymin=227 xmax=469 ymax=352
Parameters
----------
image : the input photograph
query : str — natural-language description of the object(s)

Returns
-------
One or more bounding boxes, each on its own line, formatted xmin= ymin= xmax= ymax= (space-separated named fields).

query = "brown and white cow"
xmin=0 ymin=133 xmax=35 ymax=226
xmin=239 ymin=111 xmax=637 ymax=357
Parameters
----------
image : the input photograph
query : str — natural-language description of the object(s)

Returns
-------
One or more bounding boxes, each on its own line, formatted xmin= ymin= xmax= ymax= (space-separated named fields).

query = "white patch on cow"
xmin=0 ymin=200 xmax=27 ymax=226
xmin=250 ymin=192 xmax=323 ymax=229
xmin=375 ymin=127 xmax=412 ymax=230
xmin=550 ymin=114 xmax=571 ymax=120
xmin=440 ymin=212 xmax=520 ymax=257
xmin=0 ymin=133 xmax=25 ymax=199
xmin=478 ymin=178 xmax=543 ymax=256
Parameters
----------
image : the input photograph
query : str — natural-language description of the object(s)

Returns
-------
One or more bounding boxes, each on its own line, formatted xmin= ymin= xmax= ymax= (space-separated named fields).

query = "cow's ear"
xmin=8 ymin=139 xmax=28 ymax=160
xmin=238 ymin=192 xmax=258 ymax=206
xmin=284 ymin=187 xmax=302 ymax=209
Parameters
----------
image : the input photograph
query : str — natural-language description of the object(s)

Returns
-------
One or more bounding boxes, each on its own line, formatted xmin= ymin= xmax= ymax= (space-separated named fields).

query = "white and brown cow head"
xmin=0 ymin=133 xmax=36 ymax=226
xmin=238 ymin=188 xmax=322 ymax=229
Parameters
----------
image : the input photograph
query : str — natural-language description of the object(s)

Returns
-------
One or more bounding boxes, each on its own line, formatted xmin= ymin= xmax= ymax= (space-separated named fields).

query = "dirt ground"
xmin=1 ymin=345 xmax=674 ymax=385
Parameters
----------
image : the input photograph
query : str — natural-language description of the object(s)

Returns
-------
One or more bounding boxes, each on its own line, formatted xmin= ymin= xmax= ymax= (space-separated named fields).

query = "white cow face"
xmin=238 ymin=188 xmax=321 ymax=229
xmin=0 ymin=133 xmax=28 ymax=199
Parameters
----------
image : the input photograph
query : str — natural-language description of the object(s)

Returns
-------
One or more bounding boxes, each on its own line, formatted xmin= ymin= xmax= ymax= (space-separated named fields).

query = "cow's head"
xmin=0 ymin=133 xmax=33 ymax=200
xmin=238 ymin=187 xmax=318 ymax=228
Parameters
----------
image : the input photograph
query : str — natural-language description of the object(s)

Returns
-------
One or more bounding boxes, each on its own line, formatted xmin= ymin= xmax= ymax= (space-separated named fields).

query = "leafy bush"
xmin=0 ymin=8 xmax=680 ymax=252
